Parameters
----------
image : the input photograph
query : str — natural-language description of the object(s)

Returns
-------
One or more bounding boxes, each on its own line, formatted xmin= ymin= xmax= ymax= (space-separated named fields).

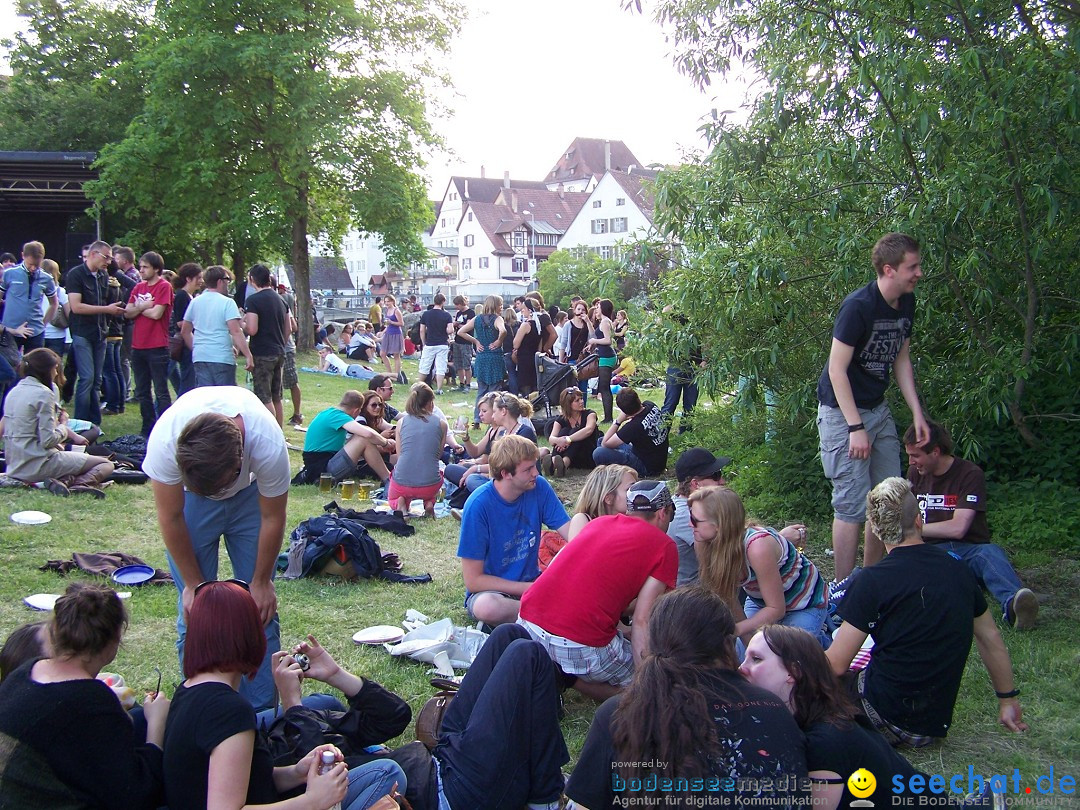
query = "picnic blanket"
xmin=40 ymin=551 xmax=173 ymax=585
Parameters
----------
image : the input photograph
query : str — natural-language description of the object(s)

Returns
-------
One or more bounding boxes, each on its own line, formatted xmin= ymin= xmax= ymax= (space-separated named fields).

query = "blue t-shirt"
xmin=817 ymin=280 xmax=915 ymax=408
xmin=184 ymin=291 xmax=242 ymax=365
xmin=0 ymin=264 xmax=57 ymax=335
xmin=456 ymin=477 xmax=569 ymax=598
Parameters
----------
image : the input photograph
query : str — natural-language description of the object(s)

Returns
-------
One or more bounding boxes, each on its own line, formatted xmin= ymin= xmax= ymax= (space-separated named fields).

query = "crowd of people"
xmin=0 ymin=231 xmax=1043 ymax=809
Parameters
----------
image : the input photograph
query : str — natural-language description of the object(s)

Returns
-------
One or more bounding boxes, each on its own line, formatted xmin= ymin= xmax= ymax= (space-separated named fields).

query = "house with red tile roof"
xmin=544 ymin=138 xmax=643 ymax=192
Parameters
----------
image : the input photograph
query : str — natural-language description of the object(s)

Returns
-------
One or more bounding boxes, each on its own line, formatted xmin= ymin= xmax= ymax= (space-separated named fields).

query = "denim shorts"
xmin=817 ymin=401 xmax=901 ymax=523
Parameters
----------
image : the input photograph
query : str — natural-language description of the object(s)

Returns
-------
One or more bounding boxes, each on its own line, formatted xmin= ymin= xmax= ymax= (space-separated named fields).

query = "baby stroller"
xmin=530 ymin=353 xmax=597 ymax=418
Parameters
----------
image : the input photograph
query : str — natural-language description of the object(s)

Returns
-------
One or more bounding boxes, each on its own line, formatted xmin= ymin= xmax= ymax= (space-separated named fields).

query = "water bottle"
xmin=318 ymin=750 xmax=342 ymax=810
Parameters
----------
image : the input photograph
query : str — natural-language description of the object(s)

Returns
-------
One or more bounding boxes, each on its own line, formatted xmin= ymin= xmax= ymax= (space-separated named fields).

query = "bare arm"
xmin=249 ymin=492 xmax=288 ymax=627
xmin=181 ymin=320 xmax=194 ymax=350
xmin=152 ymin=480 xmax=203 ymax=621
xmin=825 ymin=621 xmax=868 ymax=676
xmin=227 ymin=318 xmax=254 ymax=371
xmin=242 ymin=310 xmax=259 ymax=336
xmin=893 ymin=339 xmax=928 ymax=443
xmin=734 ymin=538 xmax=787 ymax=637
xmin=972 ymin=610 xmax=1028 ymax=733
xmin=43 ymin=293 xmax=58 ymax=326
xmin=630 ymin=576 xmax=669 ymax=665
xmin=601 ymin=418 xmax=625 ymax=449
xmin=461 ymin=557 xmax=531 ymax=598
xmin=68 ymin=291 xmax=126 ymax=317
xmin=920 ymin=508 xmax=977 ymax=540
xmin=826 ymin=338 xmax=869 ymax=459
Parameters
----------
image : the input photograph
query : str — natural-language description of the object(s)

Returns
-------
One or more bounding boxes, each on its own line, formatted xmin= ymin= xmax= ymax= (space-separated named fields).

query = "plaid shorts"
xmin=452 ymin=340 xmax=474 ymax=370
xmin=282 ymin=350 xmax=298 ymax=388
xmin=517 ymin=618 xmax=633 ymax=687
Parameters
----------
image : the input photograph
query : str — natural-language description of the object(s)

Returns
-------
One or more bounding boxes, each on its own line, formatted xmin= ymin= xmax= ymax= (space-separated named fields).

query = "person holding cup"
xmin=388 ymin=382 xmax=463 ymax=517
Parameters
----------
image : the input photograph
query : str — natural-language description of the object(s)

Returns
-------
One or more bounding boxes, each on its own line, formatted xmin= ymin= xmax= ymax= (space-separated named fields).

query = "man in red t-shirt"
xmin=125 ymin=251 xmax=174 ymax=437
xmin=518 ymin=480 xmax=678 ymax=701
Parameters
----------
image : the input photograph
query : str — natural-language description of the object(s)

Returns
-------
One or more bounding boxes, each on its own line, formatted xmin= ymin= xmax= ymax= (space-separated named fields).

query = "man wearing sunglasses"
xmin=144 ymin=385 xmax=291 ymax=710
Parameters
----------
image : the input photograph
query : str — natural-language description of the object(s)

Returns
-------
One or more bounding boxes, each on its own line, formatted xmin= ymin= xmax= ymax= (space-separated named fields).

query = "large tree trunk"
xmin=292 ymin=200 xmax=313 ymax=351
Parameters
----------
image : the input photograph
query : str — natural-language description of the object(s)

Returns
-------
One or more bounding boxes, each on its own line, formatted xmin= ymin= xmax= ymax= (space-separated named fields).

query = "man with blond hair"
xmin=827 ymin=477 xmax=1028 ymax=747
xmin=0 ymin=240 xmax=58 ymax=352
xmin=457 ymin=434 xmax=570 ymax=626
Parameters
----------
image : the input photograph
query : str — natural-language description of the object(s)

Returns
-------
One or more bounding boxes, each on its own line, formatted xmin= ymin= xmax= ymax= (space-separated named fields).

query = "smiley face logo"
xmin=848 ymin=768 xmax=877 ymax=799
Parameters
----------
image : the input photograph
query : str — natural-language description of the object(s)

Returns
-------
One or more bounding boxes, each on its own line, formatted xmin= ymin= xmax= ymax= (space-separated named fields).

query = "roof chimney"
xmin=604 ymin=140 xmax=611 ymax=172
xmin=511 ymin=190 xmax=518 ymax=213
xmin=558 ymin=182 xmax=565 ymax=200
xmin=480 ymin=165 xmax=486 ymax=178
xmin=503 ymin=170 xmax=510 ymax=189
xmin=463 ymin=179 xmax=469 ymax=199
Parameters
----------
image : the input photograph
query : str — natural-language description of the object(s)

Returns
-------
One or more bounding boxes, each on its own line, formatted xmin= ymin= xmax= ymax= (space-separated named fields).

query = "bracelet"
xmin=995 ymin=688 xmax=1020 ymax=699
xmin=847 ymin=422 xmax=866 ymax=433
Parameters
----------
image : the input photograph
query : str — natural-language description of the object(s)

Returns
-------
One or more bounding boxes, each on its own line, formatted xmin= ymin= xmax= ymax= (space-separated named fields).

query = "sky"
xmin=0 ymin=0 xmax=753 ymax=197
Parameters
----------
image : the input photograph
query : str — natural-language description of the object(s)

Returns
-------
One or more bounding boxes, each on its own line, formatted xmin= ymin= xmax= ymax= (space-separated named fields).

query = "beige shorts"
xmin=39 ymin=451 xmax=95 ymax=482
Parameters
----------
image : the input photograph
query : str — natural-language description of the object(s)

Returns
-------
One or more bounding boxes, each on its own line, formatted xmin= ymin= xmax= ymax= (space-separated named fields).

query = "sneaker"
xmin=101 ymin=408 xmax=121 ymax=417
xmin=1006 ymin=588 xmax=1038 ymax=630
xmin=552 ymin=454 xmax=567 ymax=478
xmin=45 ymin=478 xmax=70 ymax=497
xmin=451 ymin=507 xmax=463 ymax=521
xmin=288 ymin=414 xmax=304 ymax=426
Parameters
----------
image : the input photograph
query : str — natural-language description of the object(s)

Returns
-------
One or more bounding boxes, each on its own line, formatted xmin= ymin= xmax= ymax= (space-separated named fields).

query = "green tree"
xmin=89 ymin=0 xmax=458 ymax=348
xmin=538 ymin=249 xmax=636 ymax=312
xmin=630 ymin=0 xmax=1080 ymax=478
xmin=0 ymin=0 xmax=150 ymax=152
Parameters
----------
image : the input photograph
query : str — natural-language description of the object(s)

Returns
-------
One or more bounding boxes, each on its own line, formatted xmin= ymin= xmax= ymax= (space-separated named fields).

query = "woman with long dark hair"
xmin=379 ymin=295 xmax=405 ymax=381
xmin=0 ymin=582 xmax=169 ymax=808
xmin=566 ymin=586 xmax=807 ymax=809
xmin=511 ymin=297 xmax=543 ymax=395
xmin=587 ymin=299 xmax=617 ymax=422
xmin=1 ymin=347 xmax=114 ymax=495
xmin=741 ymin=626 xmax=922 ymax=809
xmin=162 ymin=580 xmax=404 ymax=810
xmin=539 ymin=386 xmax=599 ymax=478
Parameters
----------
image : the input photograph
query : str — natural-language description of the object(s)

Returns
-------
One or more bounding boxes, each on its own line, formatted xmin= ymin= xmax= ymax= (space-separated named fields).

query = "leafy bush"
xmin=987 ymin=479 xmax=1080 ymax=555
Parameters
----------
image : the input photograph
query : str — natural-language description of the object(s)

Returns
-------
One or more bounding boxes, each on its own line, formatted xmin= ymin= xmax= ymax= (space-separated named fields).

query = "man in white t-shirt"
xmin=317 ymin=343 xmax=376 ymax=380
xmin=144 ymin=386 xmax=291 ymax=710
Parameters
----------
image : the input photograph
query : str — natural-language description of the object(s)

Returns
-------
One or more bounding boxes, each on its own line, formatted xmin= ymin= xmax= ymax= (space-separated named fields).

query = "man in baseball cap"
xmin=669 ymin=449 xmax=731 ymax=585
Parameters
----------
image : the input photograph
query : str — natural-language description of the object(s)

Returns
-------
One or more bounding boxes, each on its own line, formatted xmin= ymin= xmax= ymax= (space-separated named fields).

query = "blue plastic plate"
xmin=111 ymin=564 xmax=155 ymax=585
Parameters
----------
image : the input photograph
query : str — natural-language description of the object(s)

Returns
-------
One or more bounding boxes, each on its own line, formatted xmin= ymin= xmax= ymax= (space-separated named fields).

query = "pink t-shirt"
xmin=129 ymin=279 xmax=174 ymax=349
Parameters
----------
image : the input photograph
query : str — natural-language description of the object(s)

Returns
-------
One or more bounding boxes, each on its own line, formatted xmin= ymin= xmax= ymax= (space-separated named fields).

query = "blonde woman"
xmin=688 ymin=487 xmax=829 ymax=650
xmin=567 ymin=464 xmax=638 ymax=539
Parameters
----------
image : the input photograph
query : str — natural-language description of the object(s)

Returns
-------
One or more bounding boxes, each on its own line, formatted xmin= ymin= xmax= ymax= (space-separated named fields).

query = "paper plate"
xmin=352 ymin=625 xmax=405 ymax=645
xmin=111 ymin=564 xmax=155 ymax=585
xmin=11 ymin=510 xmax=52 ymax=525
xmin=23 ymin=593 xmax=61 ymax=611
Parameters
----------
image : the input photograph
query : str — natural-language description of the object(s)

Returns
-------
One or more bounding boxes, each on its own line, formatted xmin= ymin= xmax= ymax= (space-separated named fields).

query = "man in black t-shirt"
xmin=827 ymin=477 xmax=1029 ymax=747
xmin=817 ymin=233 xmax=930 ymax=582
xmin=418 ymin=293 xmax=453 ymax=392
xmin=593 ymin=388 xmax=670 ymax=476
xmin=242 ymin=264 xmax=290 ymax=427
xmin=904 ymin=419 xmax=1038 ymax=630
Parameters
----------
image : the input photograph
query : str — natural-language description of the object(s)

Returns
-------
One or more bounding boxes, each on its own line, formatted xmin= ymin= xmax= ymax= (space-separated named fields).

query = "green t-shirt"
xmin=303 ymin=407 xmax=354 ymax=453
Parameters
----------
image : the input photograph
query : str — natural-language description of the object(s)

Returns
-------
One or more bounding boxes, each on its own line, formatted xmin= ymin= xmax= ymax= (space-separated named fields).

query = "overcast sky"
xmin=1 ymin=0 xmax=752 ymax=197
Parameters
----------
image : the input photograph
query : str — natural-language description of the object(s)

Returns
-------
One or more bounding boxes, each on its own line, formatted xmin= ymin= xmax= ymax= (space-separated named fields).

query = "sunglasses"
xmin=689 ymin=514 xmax=717 ymax=528
xmin=194 ymin=578 xmax=250 ymax=596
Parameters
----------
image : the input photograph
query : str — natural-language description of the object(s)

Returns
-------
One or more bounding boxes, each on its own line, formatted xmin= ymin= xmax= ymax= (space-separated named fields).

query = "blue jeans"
xmin=166 ymin=482 xmax=281 ymax=710
xmin=435 ymin=625 xmax=568 ymax=809
xmin=592 ymin=443 xmax=648 ymax=477
xmin=170 ymin=347 xmax=197 ymax=397
xmin=937 ymin=542 xmax=1023 ymax=617
xmin=344 ymin=759 xmax=407 ymax=810
xmin=102 ymin=340 xmax=124 ymax=411
xmin=132 ymin=346 xmax=172 ymax=436
xmin=743 ymin=598 xmax=831 ymax=652
xmin=662 ymin=365 xmax=699 ymax=433
xmin=502 ymin=353 xmax=518 ymax=396
xmin=254 ymin=693 xmax=346 ymax=731
xmin=72 ymin=334 xmax=106 ymax=423
xmin=43 ymin=338 xmax=68 ymax=359
xmin=194 ymin=361 xmax=238 ymax=387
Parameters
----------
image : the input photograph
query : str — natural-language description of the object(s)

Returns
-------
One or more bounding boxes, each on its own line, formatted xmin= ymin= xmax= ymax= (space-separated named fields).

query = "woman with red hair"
xmin=162 ymin=580 xmax=404 ymax=810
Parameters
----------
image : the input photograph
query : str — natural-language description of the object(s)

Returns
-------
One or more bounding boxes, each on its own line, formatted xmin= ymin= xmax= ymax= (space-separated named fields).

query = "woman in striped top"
xmin=689 ymin=486 xmax=830 ymax=652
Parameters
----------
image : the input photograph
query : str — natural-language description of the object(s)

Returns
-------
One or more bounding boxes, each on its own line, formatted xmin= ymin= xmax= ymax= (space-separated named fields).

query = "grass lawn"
xmin=1 ymin=351 xmax=1076 ymax=803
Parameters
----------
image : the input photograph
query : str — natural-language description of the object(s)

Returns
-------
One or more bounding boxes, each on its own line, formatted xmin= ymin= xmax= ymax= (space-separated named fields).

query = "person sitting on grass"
xmin=741 ymin=625 xmax=923 ymax=809
xmin=445 ymin=393 xmax=536 ymax=494
xmin=539 ymin=387 xmax=598 ymax=478
xmin=297 ymin=390 xmax=395 ymax=489
xmin=592 ymin=387 xmax=669 ymax=477
xmin=457 ymin=435 xmax=570 ymax=627
xmin=567 ymin=464 xmax=638 ymax=540
xmin=690 ymin=486 xmax=830 ymax=651
xmin=0 ymin=583 xmax=170 ymax=809
xmin=826 ymin=477 xmax=1029 ymax=747
xmin=387 ymin=383 xmax=463 ymax=517
xmin=367 ymin=375 xmax=400 ymax=421
xmin=0 ymin=347 xmax=114 ymax=497
xmin=519 ymin=480 xmax=678 ymax=702
xmin=317 ymin=343 xmax=376 ymax=380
